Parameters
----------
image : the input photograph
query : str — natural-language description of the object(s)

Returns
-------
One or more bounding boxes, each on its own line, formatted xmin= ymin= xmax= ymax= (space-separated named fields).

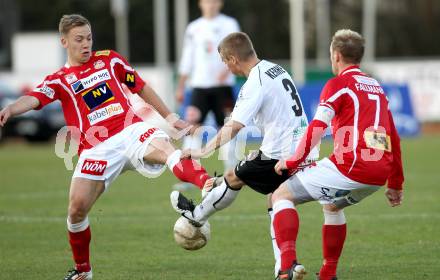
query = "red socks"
xmin=68 ymin=226 xmax=92 ymax=272
xmin=273 ymin=206 xmax=299 ymax=271
xmin=172 ymin=159 xmax=210 ymax=189
xmin=272 ymin=198 xmax=346 ymax=278
xmin=319 ymin=224 xmax=347 ymax=279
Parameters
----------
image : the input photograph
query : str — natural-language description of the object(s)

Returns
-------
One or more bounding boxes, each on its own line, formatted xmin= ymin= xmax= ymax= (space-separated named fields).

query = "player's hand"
xmin=176 ymin=88 xmax=184 ymax=104
xmin=274 ymin=160 xmax=288 ymax=175
xmin=180 ymin=149 xmax=192 ymax=159
xmin=181 ymin=148 xmax=205 ymax=160
xmin=385 ymin=188 xmax=403 ymax=207
xmin=173 ymin=118 xmax=191 ymax=133
xmin=0 ymin=107 xmax=11 ymax=127
xmin=201 ymin=177 xmax=216 ymax=198
xmin=203 ymin=177 xmax=215 ymax=192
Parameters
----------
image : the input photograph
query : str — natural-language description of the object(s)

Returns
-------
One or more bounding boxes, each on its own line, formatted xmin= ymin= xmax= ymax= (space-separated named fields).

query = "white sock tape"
xmin=323 ymin=209 xmax=346 ymax=225
xmin=272 ymin=199 xmax=295 ymax=215
xmin=166 ymin=149 xmax=182 ymax=170
xmin=67 ymin=216 xmax=90 ymax=233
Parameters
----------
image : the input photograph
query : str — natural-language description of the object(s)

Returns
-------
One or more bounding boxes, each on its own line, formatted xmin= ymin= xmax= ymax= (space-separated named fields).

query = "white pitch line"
xmin=1 ymin=213 xmax=439 ymax=224
xmin=0 ymin=190 xmax=67 ymax=200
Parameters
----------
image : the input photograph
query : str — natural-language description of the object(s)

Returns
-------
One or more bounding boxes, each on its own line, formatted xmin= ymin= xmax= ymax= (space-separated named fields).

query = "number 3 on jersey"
xmin=282 ymin=79 xmax=303 ymax=116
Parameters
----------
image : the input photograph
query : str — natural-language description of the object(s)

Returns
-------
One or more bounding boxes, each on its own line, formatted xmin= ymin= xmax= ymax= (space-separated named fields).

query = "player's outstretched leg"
xmin=172 ymin=133 xmax=204 ymax=191
xmin=317 ymin=207 xmax=346 ymax=280
xmin=167 ymin=150 xmax=211 ymax=189
xmin=171 ymin=170 xmax=242 ymax=225
xmin=143 ymin=139 xmax=211 ymax=190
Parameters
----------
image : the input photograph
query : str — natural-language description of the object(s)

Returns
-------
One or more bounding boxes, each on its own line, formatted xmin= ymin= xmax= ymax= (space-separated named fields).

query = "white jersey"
xmin=231 ymin=60 xmax=319 ymax=160
xmin=178 ymin=14 xmax=240 ymax=88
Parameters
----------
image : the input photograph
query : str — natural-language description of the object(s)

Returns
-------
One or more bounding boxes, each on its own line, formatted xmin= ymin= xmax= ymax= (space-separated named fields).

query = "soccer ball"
xmin=173 ymin=216 xmax=211 ymax=250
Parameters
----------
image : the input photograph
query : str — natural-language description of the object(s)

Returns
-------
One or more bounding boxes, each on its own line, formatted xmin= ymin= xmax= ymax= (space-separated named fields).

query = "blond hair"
xmin=331 ymin=29 xmax=365 ymax=64
xmin=58 ymin=14 xmax=90 ymax=35
xmin=218 ymin=32 xmax=256 ymax=61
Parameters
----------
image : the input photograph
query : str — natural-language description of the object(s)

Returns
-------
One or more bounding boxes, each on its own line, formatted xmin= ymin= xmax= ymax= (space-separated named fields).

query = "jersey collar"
xmin=339 ymin=65 xmax=361 ymax=76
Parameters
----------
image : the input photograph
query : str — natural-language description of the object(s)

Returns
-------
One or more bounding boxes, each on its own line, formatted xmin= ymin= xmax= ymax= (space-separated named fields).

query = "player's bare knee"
xmin=224 ymin=169 xmax=235 ymax=181
xmin=68 ymin=201 xmax=89 ymax=222
xmin=224 ymin=169 xmax=243 ymax=189
xmin=323 ymin=203 xmax=341 ymax=213
xmin=153 ymin=138 xmax=175 ymax=153
xmin=267 ymin=193 xmax=273 ymax=209
xmin=271 ymin=182 xmax=294 ymax=204
xmin=143 ymin=138 xmax=175 ymax=164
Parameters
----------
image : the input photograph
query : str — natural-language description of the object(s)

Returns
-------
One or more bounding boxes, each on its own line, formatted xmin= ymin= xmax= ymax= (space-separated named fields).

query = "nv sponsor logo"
xmin=82 ymin=83 xmax=114 ymax=110
xmin=71 ymin=69 xmax=111 ymax=94
xmin=81 ymin=159 xmax=107 ymax=176
xmin=139 ymin=127 xmax=158 ymax=143
xmin=87 ymin=103 xmax=124 ymax=125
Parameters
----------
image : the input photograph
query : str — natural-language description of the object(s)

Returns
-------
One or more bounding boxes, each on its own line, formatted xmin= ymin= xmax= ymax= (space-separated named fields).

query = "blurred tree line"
xmin=0 ymin=0 xmax=439 ymax=67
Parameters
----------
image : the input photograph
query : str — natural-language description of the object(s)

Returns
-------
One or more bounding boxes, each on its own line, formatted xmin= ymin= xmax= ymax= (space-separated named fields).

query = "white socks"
xmin=268 ymin=208 xmax=281 ymax=276
xmin=193 ymin=179 xmax=240 ymax=224
xmin=166 ymin=149 xmax=182 ymax=171
xmin=323 ymin=209 xmax=346 ymax=225
xmin=67 ymin=216 xmax=90 ymax=233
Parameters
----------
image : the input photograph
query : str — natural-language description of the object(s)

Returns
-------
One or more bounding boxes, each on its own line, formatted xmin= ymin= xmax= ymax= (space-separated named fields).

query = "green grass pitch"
xmin=0 ymin=136 xmax=439 ymax=279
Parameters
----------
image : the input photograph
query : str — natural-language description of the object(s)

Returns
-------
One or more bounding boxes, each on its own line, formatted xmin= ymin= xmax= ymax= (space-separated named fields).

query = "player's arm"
xmin=185 ymin=119 xmax=244 ymax=159
xmin=184 ymin=81 xmax=262 ymax=159
xmin=175 ymin=74 xmax=189 ymax=103
xmin=138 ymin=84 xmax=172 ymax=119
xmin=111 ymin=50 xmax=186 ymax=129
xmin=275 ymin=79 xmax=338 ymax=174
xmin=274 ymin=108 xmax=330 ymax=175
xmin=123 ymin=84 xmax=188 ymax=132
xmin=0 ymin=96 xmax=40 ymax=127
xmin=385 ymin=110 xmax=404 ymax=207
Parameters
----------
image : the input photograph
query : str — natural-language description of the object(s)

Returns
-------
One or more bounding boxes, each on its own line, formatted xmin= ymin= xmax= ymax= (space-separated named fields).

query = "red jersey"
xmin=26 ymin=50 xmax=145 ymax=154
xmin=319 ymin=66 xmax=403 ymax=188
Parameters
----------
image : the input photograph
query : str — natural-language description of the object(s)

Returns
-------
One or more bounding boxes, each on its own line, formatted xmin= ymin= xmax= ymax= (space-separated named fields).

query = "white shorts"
xmin=287 ymin=158 xmax=381 ymax=207
xmin=73 ymin=122 xmax=169 ymax=189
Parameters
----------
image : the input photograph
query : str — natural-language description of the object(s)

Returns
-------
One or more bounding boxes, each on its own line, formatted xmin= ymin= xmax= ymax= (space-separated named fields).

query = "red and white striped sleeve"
xmin=26 ymin=74 xmax=61 ymax=110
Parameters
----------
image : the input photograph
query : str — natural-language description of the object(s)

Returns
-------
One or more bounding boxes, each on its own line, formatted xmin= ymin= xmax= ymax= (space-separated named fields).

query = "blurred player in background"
xmin=272 ymin=29 xmax=404 ymax=280
xmin=174 ymin=0 xmax=240 ymax=191
xmin=0 ymin=14 xmax=213 ymax=280
xmin=171 ymin=32 xmax=318 ymax=275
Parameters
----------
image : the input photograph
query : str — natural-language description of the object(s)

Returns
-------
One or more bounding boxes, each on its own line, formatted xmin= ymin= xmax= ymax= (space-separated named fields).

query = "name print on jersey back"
xmin=264 ymin=64 xmax=286 ymax=79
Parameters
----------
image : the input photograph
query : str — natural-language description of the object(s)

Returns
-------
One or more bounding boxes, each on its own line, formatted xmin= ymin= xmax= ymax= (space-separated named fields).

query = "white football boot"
xmin=63 ymin=269 xmax=93 ymax=280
